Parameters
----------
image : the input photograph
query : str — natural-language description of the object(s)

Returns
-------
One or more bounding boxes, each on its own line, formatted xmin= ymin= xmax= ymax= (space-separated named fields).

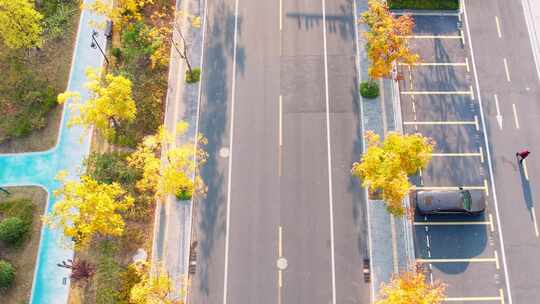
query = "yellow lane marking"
xmin=279 ymin=0 xmax=282 ymax=31
xmin=494 ymin=250 xmax=500 ymax=270
xmin=278 ymin=270 xmax=282 ymax=287
xmin=495 ymin=16 xmax=502 ymax=38
xmin=503 ymin=58 xmax=511 ymax=82
xmin=399 ymin=62 xmax=468 ymax=67
xmin=401 ymin=35 xmax=462 ymax=39
xmin=501 ymin=288 xmax=505 ymax=304
xmin=278 ymin=226 xmax=283 ymax=257
xmin=414 ymin=221 xmax=491 ymax=226
xmin=512 ymin=103 xmax=520 ymax=129
xmin=278 ymin=96 xmax=283 ymax=176
xmin=431 ymin=152 xmax=482 ymax=157
xmin=404 ymin=121 xmax=477 ymax=125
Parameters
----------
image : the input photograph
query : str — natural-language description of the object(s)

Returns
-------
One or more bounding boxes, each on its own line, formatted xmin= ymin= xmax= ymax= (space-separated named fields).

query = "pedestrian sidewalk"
xmin=150 ymin=0 xmax=206 ymax=301
xmin=353 ymin=0 xmax=415 ymax=301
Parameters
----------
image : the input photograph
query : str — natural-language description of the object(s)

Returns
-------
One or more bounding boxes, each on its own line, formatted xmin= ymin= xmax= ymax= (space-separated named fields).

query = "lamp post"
xmin=91 ymin=30 xmax=109 ymax=65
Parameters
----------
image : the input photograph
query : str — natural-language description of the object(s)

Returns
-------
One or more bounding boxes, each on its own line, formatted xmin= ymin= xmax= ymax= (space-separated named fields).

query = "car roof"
xmin=417 ymin=190 xmax=463 ymax=210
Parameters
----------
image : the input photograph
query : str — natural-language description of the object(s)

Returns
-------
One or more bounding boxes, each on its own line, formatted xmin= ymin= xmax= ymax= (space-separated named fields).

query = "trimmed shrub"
xmin=185 ymin=68 xmax=201 ymax=84
xmin=360 ymin=80 xmax=379 ymax=99
xmin=0 ymin=217 xmax=28 ymax=245
xmin=0 ymin=260 xmax=14 ymax=289
xmin=176 ymin=189 xmax=192 ymax=201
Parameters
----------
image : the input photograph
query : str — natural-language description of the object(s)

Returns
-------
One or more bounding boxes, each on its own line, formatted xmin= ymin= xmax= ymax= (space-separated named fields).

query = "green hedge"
xmin=0 ymin=217 xmax=28 ymax=245
xmin=0 ymin=260 xmax=14 ymax=289
xmin=360 ymin=80 xmax=380 ymax=99
xmin=388 ymin=0 xmax=459 ymax=10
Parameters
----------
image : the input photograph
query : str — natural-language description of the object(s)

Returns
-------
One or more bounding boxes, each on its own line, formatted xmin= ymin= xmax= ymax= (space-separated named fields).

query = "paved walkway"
xmin=353 ymin=0 xmax=415 ymax=301
xmin=150 ymin=0 xmax=206 ymax=301
xmin=0 ymin=2 xmax=106 ymax=303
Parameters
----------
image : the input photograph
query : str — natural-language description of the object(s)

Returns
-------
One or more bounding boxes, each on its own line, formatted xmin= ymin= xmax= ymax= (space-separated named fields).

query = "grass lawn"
xmin=388 ymin=0 xmax=459 ymax=10
xmin=0 ymin=1 xmax=81 ymax=153
xmin=0 ymin=187 xmax=47 ymax=303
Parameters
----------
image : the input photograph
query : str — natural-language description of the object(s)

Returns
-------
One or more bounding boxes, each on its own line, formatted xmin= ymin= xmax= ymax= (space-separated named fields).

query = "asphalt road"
xmin=464 ymin=0 xmax=540 ymax=302
xmin=190 ymin=0 xmax=369 ymax=303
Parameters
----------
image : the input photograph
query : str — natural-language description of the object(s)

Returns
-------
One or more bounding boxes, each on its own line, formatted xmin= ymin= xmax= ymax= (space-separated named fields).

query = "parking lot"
xmin=397 ymin=13 xmax=508 ymax=303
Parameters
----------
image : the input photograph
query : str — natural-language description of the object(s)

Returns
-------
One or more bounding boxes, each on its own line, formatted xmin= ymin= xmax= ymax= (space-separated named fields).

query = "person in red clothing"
xmin=516 ymin=149 xmax=530 ymax=163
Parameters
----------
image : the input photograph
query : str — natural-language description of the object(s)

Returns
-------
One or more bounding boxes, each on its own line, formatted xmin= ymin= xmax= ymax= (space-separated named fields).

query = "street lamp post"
xmin=91 ymin=30 xmax=109 ymax=65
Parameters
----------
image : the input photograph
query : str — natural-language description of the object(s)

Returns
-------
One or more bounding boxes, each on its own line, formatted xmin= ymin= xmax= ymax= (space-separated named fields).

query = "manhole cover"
xmin=219 ymin=147 xmax=230 ymax=158
xmin=277 ymin=257 xmax=288 ymax=270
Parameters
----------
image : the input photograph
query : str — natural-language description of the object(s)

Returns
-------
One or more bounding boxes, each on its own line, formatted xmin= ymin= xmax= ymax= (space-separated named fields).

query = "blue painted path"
xmin=0 ymin=2 xmax=106 ymax=303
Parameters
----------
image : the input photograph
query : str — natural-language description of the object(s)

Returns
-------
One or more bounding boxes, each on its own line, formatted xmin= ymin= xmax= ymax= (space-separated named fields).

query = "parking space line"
xmin=480 ymin=146 xmax=485 ymax=163
xmin=484 ymin=179 xmax=489 ymax=197
xmin=466 ymin=57 xmax=470 ymax=72
xmin=401 ymin=35 xmax=462 ymax=39
xmin=531 ymin=207 xmax=539 ymax=237
xmin=512 ymin=104 xmax=520 ymax=129
xmin=418 ymin=257 xmax=497 ymax=263
xmin=470 ymin=85 xmax=475 ymax=100
xmin=431 ymin=152 xmax=482 ymax=158
xmin=399 ymin=62 xmax=468 ymax=67
xmin=503 ymin=58 xmax=511 ymax=82
xmin=494 ymin=250 xmax=500 ymax=270
xmin=523 ymin=159 xmax=529 ymax=180
xmin=461 ymin=29 xmax=466 ymax=46
xmin=444 ymin=294 xmax=503 ymax=302
xmin=414 ymin=221 xmax=491 ymax=226
xmin=489 ymin=214 xmax=495 ymax=232
xmin=495 ymin=16 xmax=502 ymax=38
xmin=404 ymin=120 xmax=477 ymax=126
xmin=474 ymin=115 xmax=480 ymax=131
xmin=401 ymin=90 xmax=473 ymax=96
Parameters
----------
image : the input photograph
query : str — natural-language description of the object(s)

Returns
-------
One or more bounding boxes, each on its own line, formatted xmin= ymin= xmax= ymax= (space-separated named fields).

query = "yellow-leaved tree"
xmin=44 ymin=172 xmax=134 ymax=248
xmin=362 ymin=0 xmax=419 ymax=79
xmin=58 ymin=67 xmax=136 ymax=140
xmin=352 ymin=131 xmax=434 ymax=215
xmin=0 ymin=0 xmax=43 ymax=49
xmin=128 ymin=121 xmax=208 ymax=200
xmin=129 ymin=263 xmax=183 ymax=304
xmin=377 ymin=271 xmax=445 ymax=304
xmin=84 ymin=0 xmax=153 ymax=28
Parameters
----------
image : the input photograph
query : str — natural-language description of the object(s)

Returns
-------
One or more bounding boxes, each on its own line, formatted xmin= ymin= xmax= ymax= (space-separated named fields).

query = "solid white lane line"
xmin=414 ymin=221 xmax=491 ymax=226
xmin=531 ymin=207 xmax=539 ymax=237
xmin=223 ymin=0 xmax=240 ymax=302
xmin=321 ymin=0 xmax=337 ymax=302
xmin=495 ymin=16 xmax=502 ymax=38
xmin=503 ymin=58 xmax=511 ymax=82
xmin=463 ymin=1 xmax=513 ymax=302
xmin=512 ymin=103 xmax=520 ymax=129
xmin=418 ymin=257 xmax=497 ymax=263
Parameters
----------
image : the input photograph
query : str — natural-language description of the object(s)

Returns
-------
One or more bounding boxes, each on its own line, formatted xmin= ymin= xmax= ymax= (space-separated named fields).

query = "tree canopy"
xmin=362 ymin=0 xmax=419 ymax=79
xmin=58 ymin=68 xmax=137 ymax=140
xmin=45 ymin=172 xmax=134 ymax=248
xmin=376 ymin=271 xmax=445 ymax=304
xmin=352 ymin=131 xmax=434 ymax=215
xmin=0 ymin=0 xmax=43 ymax=49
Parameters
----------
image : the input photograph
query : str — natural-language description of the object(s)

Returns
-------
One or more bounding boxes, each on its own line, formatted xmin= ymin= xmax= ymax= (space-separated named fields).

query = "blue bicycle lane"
xmin=0 ymin=3 xmax=106 ymax=303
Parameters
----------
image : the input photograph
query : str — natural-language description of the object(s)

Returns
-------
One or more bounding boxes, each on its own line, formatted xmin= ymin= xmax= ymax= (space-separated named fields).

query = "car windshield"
xmin=461 ymin=191 xmax=472 ymax=211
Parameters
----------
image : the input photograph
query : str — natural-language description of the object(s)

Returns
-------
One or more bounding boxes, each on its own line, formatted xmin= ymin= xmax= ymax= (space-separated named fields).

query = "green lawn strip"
xmin=388 ymin=0 xmax=459 ymax=10
xmin=0 ymin=198 xmax=34 ymax=228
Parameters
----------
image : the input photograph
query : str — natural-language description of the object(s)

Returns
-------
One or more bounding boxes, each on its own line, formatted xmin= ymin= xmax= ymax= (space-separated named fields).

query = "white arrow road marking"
xmin=494 ymin=94 xmax=503 ymax=129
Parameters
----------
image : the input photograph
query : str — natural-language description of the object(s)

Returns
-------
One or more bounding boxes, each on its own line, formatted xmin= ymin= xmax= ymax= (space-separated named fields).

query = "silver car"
xmin=414 ymin=189 xmax=486 ymax=215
